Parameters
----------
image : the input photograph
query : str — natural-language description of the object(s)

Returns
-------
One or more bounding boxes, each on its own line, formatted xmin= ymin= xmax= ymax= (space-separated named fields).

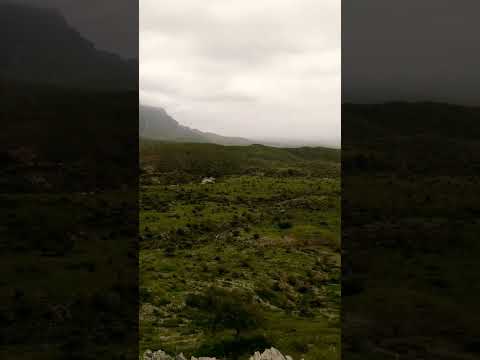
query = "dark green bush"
xmin=278 ymin=221 xmax=293 ymax=229
xmin=186 ymin=287 xmax=263 ymax=336
xmin=195 ymin=335 xmax=271 ymax=360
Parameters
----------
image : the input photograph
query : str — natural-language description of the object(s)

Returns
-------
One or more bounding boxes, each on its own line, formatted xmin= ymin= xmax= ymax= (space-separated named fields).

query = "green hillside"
xmin=140 ymin=141 xmax=341 ymax=359
xmin=342 ymin=102 xmax=480 ymax=360
xmin=140 ymin=140 xmax=340 ymax=182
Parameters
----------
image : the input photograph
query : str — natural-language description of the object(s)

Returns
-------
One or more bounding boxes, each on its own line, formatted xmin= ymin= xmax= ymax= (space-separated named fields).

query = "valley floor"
xmin=140 ymin=174 xmax=341 ymax=360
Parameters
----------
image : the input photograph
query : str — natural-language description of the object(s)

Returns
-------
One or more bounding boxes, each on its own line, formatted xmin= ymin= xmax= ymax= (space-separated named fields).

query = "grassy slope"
xmin=140 ymin=140 xmax=340 ymax=179
xmin=139 ymin=142 xmax=341 ymax=359
xmin=342 ymin=102 xmax=480 ymax=359
xmin=0 ymin=192 xmax=138 ymax=359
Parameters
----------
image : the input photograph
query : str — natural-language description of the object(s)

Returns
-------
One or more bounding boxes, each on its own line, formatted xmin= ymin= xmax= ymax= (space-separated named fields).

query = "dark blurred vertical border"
xmin=342 ymin=1 xmax=480 ymax=359
xmin=0 ymin=1 xmax=138 ymax=359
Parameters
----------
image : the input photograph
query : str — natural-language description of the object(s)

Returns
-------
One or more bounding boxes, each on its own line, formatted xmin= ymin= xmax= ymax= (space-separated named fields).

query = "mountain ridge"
xmin=140 ymin=105 xmax=339 ymax=148
xmin=0 ymin=2 xmax=137 ymax=90
xmin=140 ymin=105 xmax=252 ymax=146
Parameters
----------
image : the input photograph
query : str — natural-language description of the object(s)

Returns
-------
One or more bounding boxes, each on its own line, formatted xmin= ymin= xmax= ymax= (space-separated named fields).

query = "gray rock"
xmin=249 ymin=347 xmax=290 ymax=360
xmin=176 ymin=353 xmax=187 ymax=360
xmin=143 ymin=349 xmax=173 ymax=360
xmin=145 ymin=347 xmax=294 ymax=360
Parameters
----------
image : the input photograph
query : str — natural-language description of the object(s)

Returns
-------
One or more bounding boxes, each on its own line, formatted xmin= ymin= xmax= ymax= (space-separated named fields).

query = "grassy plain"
xmin=139 ymin=142 xmax=341 ymax=360
xmin=0 ymin=191 xmax=138 ymax=359
xmin=342 ymin=103 xmax=480 ymax=359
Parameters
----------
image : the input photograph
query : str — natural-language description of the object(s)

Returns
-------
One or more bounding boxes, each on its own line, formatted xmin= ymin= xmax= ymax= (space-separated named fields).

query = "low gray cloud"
xmin=140 ymin=0 xmax=340 ymax=146
xmin=343 ymin=0 xmax=480 ymax=105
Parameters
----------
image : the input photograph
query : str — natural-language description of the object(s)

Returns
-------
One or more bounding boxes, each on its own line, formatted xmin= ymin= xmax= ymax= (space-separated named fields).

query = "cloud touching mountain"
xmin=140 ymin=105 xmax=252 ymax=146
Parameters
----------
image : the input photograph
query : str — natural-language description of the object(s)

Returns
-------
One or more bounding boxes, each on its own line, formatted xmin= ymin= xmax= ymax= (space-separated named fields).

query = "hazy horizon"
xmin=140 ymin=0 xmax=341 ymax=146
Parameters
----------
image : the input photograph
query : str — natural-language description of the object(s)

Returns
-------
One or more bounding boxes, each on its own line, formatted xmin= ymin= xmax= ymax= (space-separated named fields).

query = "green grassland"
xmin=139 ymin=142 xmax=341 ymax=359
xmin=0 ymin=191 xmax=138 ymax=359
xmin=342 ymin=103 xmax=480 ymax=359
xmin=140 ymin=141 xmax=340 ymax=181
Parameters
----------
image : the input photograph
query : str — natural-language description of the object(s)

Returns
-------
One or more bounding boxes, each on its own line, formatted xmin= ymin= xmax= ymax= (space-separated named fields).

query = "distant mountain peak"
xmin=139 ymin=105 xmax=252 ymax=146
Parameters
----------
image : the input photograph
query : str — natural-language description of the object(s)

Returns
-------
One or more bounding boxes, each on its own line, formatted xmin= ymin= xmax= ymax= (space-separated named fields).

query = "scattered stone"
xmin=201 ymin=177 xmax=216 ymax=184
xmin=143 ymin=165 xmax=156 ymax=174
xmin=143 ymin=349 xmax=173 ymax=360
xmin=249 ymin=347 xmax=291 ymax=360
xmin=144 ymin=347 xmax=295 ymax=360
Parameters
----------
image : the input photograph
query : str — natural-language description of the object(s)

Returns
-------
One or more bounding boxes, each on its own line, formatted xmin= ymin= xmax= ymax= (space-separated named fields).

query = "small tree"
xmin=187 ymin=287 xmax=263 ymax=337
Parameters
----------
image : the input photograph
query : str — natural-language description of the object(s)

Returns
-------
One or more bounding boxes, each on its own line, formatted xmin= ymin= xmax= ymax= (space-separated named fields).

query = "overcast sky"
xmin=140 ymin=0 xmax=341 ymax=146
xmin=343 ymin=0 xmax=480 ymax=105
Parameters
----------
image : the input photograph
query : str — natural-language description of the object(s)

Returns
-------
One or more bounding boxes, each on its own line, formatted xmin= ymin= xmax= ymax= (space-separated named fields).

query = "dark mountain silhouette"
xmin=0 ymin=2 xmax=137 ymax=90
xmin=140 ymin=105 xmax=252 ymax=146
xmin=1 ymin=2 xmax=137 ymax=191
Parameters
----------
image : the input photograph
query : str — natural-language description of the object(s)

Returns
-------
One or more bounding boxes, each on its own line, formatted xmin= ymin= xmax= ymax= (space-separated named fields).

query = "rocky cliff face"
xmin=143 ymin=347 xmax=302 ymax=360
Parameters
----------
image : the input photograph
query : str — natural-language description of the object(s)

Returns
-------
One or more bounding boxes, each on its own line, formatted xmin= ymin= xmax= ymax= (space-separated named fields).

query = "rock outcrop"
xmin=249 ymin=347 xmax=294 ymax=360
xmin=143 ymin=347 xmax=298 ymax=360
xmin=143 ymin=349 xmax=173 ymax=360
